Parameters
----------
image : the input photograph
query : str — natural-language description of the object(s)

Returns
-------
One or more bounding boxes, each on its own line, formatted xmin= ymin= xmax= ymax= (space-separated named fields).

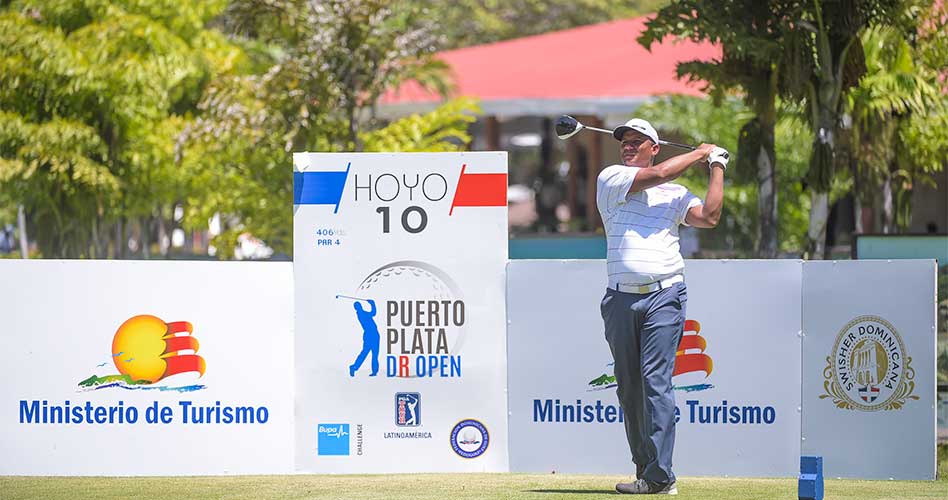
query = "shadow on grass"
xmin=527 ymin=489 xmax=616 ymax=495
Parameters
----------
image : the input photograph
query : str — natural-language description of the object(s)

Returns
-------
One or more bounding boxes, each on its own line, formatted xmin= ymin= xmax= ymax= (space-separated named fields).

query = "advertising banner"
xmin=0 ymin=260 xmax=294 ymax=476
xmin=507 ymin=260 xmax=803 ymax=477
xmin=801 ymin=260 xmax=937 ymax=479
xmin=293 ymin=152 xmax=509 ymax=473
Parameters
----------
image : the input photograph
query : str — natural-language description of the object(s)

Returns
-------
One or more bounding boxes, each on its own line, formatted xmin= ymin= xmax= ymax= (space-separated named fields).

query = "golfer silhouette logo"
xmin=347 ymin=298 xmax=379 ymax=377
xmin=405 ymin=397 xmax=418 ymax=425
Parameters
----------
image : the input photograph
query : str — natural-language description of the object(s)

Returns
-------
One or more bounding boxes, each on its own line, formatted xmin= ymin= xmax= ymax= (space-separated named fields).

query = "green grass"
xmin=1 ymin=472 xmax=945 ymax=500
xmin=2 ymin=447 xmax=944 ymax=500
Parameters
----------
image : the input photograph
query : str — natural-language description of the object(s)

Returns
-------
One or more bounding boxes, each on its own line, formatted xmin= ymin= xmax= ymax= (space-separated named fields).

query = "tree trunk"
xmin=185 ymin=228 xmax=193 ymax=255
xmin=92 ymin=216 xmax=100 ymax=259
xmin=756 ymin=132 xmax=778 ymax=258
xmin=115 ymin=218 xmax=125 ymax=259
xmin=141 ymin=216 xmax=151 ymax=259
xmin=17 ymin=204 xmax=28 ymax=259
xmin=535 ymin=117 xmax=557 ymax=232
xmin=881 ymin=172 xmax=894 ymax=233
xmin=807 ymin=191 xmax=830 ymax=257
xmin=158 ymin=205 xmax=169 ymax=257
xmin=805 ymin=106 xmax=838 ymax=259
xmin=585 ymin=116 xmax=604 ymax=231
xmin=853 ymin=195 xmax=863 ymax=234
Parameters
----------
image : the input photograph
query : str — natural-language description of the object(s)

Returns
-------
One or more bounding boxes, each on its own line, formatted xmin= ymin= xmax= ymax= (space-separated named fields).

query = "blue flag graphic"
xmin=293 ymin=163 xmax=350 ymax=213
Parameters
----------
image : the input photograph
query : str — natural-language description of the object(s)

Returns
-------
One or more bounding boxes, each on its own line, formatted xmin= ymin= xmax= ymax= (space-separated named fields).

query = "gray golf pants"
xmin=600 ymin=282 xmax=686 ymax=485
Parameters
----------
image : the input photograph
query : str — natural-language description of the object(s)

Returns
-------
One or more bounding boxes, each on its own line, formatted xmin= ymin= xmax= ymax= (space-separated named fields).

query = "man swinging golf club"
xmin=597 ymin=118 xmax=728 ymax=495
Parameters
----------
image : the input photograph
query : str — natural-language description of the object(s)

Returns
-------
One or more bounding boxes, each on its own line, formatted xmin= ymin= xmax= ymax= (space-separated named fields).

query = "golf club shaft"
xmin=659 ymin=140 xmax=696 ymax=151
xmin=581 ymin=126 xmax=697 ymax=151
xmin=336 ymin=294 xmax=367 ymax=301
xmin=585 ymin=126 xmax=613 ymax=135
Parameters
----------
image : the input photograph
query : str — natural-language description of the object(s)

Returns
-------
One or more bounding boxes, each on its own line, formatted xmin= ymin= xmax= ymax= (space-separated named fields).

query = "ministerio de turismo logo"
xmin=588 ymin=319 xmax=714 ymax=393
xmin=78 ymin=314 xmax=207 ymax=392
xmin=19 ymin=314 xmax=274 ymax=426
xmin=820 ymin=315 xmax=918 ymax=411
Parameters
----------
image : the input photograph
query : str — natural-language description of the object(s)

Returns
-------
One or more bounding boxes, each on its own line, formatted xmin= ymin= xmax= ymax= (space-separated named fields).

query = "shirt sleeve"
xmin=596 ymin=165 xmax=639 ymax=221
xmin=678 ymin=190 xmax=704 ymax=226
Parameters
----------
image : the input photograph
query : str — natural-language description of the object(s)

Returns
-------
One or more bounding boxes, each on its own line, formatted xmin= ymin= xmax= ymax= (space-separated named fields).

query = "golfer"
xmin=597 ymin=118 xmax=728 ymax=495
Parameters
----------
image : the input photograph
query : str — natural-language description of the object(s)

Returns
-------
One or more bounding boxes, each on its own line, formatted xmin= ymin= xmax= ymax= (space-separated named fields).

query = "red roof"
xmin=380 ymin=16 xmax=720 ymax=115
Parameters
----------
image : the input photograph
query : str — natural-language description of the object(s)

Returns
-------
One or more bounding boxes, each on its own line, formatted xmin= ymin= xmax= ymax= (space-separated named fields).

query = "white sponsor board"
xmin=801 ymin=260 xmax=937 ymax=480
xmin=293 ymin=152 xmax=509 ymax=473
xmin=507 ymin=260 xmax=803 ymax=476
xmin=0 ymin=260 xmax=294 ymax=476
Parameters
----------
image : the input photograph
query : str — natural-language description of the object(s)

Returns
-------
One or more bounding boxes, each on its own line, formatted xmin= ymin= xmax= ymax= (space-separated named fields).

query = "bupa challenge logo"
xmin=588 ymin=319 xmax=713 ymax=393
xmin=450 ymin=419 xmax=489 ymax=459
xmin=77 ymin=314 xmax=206 ymax=392
xmin=820 ymin=315 xmax=918 ymax=411
xmin=317 ymin=423 xmax=350 ymax=456
xmin=339 ymin=261 xmax=466 ymax=379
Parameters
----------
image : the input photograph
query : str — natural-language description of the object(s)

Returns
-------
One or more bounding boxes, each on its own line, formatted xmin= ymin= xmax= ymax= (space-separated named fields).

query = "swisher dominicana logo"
xmin=820 ymin=315 xmax=918 ymax=411
xmin=77 ymin=314 xmax=207 ymax=392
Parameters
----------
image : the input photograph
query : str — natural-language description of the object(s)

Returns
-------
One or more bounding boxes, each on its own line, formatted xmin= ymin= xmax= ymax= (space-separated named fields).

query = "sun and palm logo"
xmin=589 ymin=319 xmax=714 ymax=392
xmin=77 ymin=315 xmax=207 ymax=393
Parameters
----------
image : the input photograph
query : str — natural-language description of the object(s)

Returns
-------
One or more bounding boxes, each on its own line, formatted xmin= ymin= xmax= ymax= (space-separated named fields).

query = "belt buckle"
xmin=617 ymin=282 xmax=657 ymax=294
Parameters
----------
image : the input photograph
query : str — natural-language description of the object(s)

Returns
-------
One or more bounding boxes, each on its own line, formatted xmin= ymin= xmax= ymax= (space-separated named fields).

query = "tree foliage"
xmin=845 ymin=21 xmax=947 ymax=231
xmin=430 ymin=0 xmax=666 ymax=50
xmin=176 ymin=0 xmax=480 ymax=257
xmin=640 ymin=0 xmax=799 ymax=257
xmin=0 ymin=0 xmax=241 ymax=257
xmin=636 ymin=96 xmax=812 ymax=254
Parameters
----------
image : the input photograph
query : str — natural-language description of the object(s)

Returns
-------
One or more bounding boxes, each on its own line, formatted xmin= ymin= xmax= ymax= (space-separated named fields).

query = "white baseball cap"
xmin=613 ymin=118 xmax=659 ymax=144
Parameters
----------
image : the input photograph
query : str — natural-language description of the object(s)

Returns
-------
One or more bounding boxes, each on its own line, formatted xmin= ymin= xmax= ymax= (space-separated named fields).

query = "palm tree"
xmin=845 ymin=25 xmax=945 ymax=234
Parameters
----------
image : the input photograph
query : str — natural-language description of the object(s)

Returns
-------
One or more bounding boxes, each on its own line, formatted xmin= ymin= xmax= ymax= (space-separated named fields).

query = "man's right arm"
xmin=629 ymin=144 xmax=715 ymax=193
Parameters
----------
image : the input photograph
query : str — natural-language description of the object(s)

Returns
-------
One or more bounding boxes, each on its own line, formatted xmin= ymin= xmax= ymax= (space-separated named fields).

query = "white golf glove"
xmin=708 ymin=147 xmax=729 ymax=170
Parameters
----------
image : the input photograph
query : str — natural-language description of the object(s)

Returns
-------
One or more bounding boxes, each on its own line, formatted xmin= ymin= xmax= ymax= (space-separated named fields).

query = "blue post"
xmin=798 ymin=455 xmax=824 ymax=500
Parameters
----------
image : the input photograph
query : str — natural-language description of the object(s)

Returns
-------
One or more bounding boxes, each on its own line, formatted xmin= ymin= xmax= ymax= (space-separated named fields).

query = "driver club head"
xmin=555 ymin=115 xmax=584 ymax=140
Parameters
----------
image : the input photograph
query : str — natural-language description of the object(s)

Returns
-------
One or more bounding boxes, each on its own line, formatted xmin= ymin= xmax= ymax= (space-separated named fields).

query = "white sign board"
xmin=0 ymin=260 xmax=294 ymax=476
xmin=507 ymin=260 xmax=803 ymax=477
xmin=293 ymin=152 xmax=509 ymax=473
xmin=801 ymin=260 xmax=937 ymax=480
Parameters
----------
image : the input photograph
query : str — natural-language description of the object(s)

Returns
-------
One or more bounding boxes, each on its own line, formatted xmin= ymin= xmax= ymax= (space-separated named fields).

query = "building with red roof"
xmin=381 ymin=16 xmax=720 ymax=233
xmin=381 ymin=16 xmax=719 ymax=117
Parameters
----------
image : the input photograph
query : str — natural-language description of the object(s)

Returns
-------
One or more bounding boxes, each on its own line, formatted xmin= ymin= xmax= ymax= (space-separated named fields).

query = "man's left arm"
xmin=685 ymin=148 xmax=728 ymax=228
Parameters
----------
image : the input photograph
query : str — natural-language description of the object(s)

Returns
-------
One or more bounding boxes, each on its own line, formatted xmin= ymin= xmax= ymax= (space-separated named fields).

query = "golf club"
xmin=335 ymin=294 xmax=368 ymax=301
xmin=555 ymin=115 xmax=700 ymax=152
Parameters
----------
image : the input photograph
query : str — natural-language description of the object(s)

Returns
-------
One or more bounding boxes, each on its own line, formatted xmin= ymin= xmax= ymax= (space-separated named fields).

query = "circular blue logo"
xmin=450 ymin=419 xmax=489 ymax=458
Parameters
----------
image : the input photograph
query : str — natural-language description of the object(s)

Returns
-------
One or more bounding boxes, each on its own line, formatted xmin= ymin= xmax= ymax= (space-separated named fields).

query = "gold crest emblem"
xmin=820 ymin=316 xmax=918 ymax=411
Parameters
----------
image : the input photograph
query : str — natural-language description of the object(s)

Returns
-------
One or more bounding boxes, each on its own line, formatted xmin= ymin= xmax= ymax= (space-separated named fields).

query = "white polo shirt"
xmin=596 ymin=165 xmax=703 ymax=286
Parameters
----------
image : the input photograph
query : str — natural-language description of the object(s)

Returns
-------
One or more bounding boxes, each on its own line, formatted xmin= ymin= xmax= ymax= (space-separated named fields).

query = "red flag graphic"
xmin=163 ymin=354 xmax=206 ymax=378
xmin=674 ymin=319 xmax=713 ymax=377
xmin=450 ymin=164 xmax=507 ymax=215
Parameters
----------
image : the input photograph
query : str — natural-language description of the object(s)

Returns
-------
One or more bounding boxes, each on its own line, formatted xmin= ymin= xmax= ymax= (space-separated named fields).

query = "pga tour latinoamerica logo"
xmin=820 ymin=315 xmax=918 ymax=411
xmin=450 ymin=419 xmax=489 ymax=459
xmin=339 ymin=261 xmax=466 ymax=379
xmin=395 ymin=392 xmax=421 ymax=427
xmin=588 ymin=319 xmax=713 ymax=393
xmin=77 ymin=315 xmax=206 ymax=392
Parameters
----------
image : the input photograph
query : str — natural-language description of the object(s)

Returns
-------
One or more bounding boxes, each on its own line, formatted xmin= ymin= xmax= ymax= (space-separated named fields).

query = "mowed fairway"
xmin=2 ymin=470 xmax=946 ymax=500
